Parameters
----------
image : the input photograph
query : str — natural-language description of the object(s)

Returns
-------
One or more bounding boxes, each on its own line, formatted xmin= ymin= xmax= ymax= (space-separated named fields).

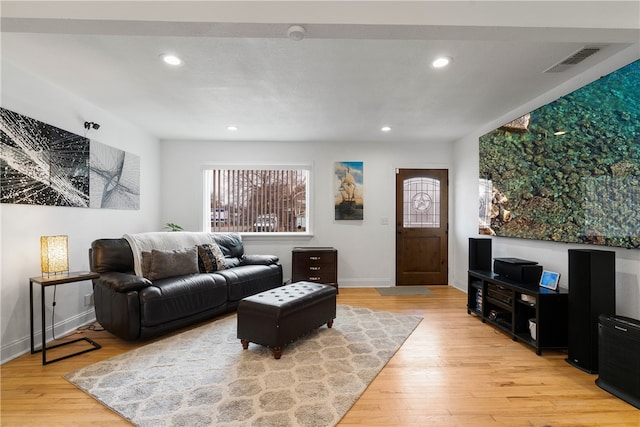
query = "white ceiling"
xmin=1 ymin=1 xmax=639 ymax=143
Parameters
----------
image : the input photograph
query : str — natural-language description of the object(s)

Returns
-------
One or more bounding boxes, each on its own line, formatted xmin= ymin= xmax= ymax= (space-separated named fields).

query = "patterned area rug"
xmin=65 ymin=304 xmax=422 ymax=427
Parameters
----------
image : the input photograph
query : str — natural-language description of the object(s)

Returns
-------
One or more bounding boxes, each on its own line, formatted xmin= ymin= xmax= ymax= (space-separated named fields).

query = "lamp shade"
xmin=40 ymin=235 xmax=69 ymax=276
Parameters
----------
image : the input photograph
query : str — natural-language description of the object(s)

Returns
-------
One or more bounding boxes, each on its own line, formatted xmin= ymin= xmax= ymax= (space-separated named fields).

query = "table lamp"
xmin=40 ymin=235 xmax=69 ymax=277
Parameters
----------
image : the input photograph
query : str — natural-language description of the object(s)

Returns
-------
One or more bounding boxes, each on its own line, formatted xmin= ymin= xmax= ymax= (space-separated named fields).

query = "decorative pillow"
xmin=197 ymin=245 xmax=215 ymax=273
xmin=144 ymin=247 xmax=199 ymax=281
xmin=196 ymin=243 xmax=227 ymax=272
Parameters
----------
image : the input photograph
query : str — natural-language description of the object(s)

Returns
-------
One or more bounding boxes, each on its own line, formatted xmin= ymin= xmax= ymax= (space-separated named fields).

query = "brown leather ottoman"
xmin=237 ymin=281 xmax=337 ymax=359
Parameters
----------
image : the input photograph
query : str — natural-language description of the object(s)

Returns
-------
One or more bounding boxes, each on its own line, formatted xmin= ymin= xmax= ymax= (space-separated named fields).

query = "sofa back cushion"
xmin=90 ymin=239 xmax=135 ymax=274
xmin=211 ymin=232 xmax=245 ymax=259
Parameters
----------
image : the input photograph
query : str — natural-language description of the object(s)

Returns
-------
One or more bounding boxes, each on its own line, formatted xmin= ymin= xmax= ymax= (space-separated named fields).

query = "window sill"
xmin=239 ymin=232 xmax=314 ymax=241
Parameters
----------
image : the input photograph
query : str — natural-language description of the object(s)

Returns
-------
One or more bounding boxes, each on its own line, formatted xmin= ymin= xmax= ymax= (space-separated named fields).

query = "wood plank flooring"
xmin=2 ymin=286 xmax=638 ymax=426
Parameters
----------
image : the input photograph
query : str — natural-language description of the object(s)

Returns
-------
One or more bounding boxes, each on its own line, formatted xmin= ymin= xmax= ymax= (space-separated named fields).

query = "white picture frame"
xmin=539 ymin=270 xmax=560 ymax=291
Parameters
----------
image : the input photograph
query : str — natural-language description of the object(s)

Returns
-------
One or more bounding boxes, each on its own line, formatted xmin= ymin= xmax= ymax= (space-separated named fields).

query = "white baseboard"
xmin=1 ymin=309 xmax=96 ymax=364
xmin=286 ymin=277 xmax=394 ymax=288
xmin=337 ymin=278 xmax=393 ymax=287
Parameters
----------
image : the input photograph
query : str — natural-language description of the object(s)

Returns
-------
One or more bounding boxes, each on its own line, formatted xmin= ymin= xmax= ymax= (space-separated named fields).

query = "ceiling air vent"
xmin=544 ymin=47 xmax=602 ymax=73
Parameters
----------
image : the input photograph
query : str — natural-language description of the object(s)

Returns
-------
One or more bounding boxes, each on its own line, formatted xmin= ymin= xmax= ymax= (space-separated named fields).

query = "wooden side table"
xmin=30 ymin=271 xmax=101 ymax=365
xmin=292 ymin=247 xmax=338 ymax=292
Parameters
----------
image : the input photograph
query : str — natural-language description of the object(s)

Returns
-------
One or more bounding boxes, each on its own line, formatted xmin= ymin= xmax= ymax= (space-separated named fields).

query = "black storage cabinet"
xmin=596 ymin=315 xmax=640 ymax=409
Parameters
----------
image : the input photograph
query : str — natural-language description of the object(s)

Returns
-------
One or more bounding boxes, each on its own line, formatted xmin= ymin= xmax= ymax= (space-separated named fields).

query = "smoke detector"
xmin=287 ymin=25 xmax=306 ymax=41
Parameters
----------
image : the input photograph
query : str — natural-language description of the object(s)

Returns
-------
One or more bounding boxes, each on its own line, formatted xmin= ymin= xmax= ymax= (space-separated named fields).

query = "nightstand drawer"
xmin=303 ymin=254 xmax=334 ymax=264
xmin=292 ymin=247 xmax=338 ymax=291
xmin=293 ymin=267 xmax=336 ymax=283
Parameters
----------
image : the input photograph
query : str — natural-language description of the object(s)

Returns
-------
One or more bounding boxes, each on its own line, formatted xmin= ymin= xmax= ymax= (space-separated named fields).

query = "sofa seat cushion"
xmin=139 ymin=274 xmax=228 ymax=327
xmin=215 ymin=264 xmax=283 ymax=302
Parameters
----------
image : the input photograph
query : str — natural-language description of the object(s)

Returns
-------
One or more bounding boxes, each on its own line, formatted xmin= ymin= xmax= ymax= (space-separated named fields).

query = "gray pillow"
xmin=141 ymin=251 xmax=153 ymax=277
xmin=144 ymin=247 xmax=199 ymax=281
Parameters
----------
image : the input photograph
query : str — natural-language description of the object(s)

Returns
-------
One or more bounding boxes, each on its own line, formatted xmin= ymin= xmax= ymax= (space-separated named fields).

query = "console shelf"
xmin=467 ymin=269 xmax=568 ymax=355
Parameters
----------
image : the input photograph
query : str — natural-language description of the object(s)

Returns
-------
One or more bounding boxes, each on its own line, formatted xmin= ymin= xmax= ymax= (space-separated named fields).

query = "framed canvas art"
xmin=1 ymin=107 xmax=140 ymax=210
xmin=334 ymin=161 xmax=363 ymax=220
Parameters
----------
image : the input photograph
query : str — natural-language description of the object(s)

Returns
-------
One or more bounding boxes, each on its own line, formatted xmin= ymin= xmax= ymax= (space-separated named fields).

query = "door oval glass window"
xmin=403 ymin=177 xmax=440 ymax=228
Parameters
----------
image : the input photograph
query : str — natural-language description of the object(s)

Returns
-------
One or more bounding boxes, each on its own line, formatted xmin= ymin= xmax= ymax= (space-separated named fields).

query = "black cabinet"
xmin=292 ymin=247 xmax=338 ymax=291
xmin=567 ymin=249 xmax=615 ymax=373
xmin=596 ymin=315 xmax=640 ymax=409
xmin=468 ymin=270 xmax=568 ymax=355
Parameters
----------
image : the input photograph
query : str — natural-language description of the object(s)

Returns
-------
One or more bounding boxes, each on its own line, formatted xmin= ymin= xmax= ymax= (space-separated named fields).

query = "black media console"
xmin=467 ymin=269 xmax=568 ymax=355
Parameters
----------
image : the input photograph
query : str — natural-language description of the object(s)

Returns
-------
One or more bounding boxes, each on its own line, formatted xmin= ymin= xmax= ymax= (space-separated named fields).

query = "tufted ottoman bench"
xmin=237 ymin=281 xmax=337 ymax=359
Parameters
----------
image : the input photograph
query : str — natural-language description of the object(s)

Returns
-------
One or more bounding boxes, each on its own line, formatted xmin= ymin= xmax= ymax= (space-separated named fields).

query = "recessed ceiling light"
xmin=162 ymin=54 xmax=183 ymax=66
xmin=227 ymin=125 xmax=238 ymax=131
xmin=381 ymin=126 xmax=391 ymax=132
xmin=432 ymin=56 xmax=452 ymax=69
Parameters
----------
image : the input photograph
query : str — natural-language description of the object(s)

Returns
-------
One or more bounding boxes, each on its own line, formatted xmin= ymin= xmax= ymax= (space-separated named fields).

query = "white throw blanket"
xmin=123 ymin=232 xmax=214 ymax=277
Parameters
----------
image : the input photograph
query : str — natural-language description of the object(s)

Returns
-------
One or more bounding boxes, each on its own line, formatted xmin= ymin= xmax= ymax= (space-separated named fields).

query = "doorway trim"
xmin=392 ymin=164 xmax=451 ymax=286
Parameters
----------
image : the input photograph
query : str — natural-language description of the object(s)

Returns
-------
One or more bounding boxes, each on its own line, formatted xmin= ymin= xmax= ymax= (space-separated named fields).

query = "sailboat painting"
xmin=334 ymin=161 xmax=363 ymax=220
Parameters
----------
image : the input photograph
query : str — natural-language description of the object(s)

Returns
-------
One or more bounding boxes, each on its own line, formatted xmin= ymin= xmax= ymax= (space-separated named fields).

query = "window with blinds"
xmin=204 ymin=167 xmax=309 ymax=233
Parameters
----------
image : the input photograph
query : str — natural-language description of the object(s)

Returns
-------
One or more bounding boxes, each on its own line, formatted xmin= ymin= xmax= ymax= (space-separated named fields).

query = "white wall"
xmin=160 ymin=139 xmax=453 ymax=286
xmin=0 ymin=60 xmax=162 ymax=362
xmin=452 ymin=46 xmax=640 ymax=319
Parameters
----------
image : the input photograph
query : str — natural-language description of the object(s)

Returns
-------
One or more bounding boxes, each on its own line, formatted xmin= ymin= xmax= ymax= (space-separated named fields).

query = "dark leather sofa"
xmin=89 ymin=233 xmax=283 ymax=340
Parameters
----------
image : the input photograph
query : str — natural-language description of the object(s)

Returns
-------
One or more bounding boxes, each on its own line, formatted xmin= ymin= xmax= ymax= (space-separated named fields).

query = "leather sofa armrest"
xmin=242 ymin=254 xmax=279 ymax=266
xmin=95 ymin=271 xmax=152 ymax=293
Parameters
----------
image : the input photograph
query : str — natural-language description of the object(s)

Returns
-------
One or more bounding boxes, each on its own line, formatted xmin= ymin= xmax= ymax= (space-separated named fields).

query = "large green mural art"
xmin=479 ymin=59 xmax=640 ymax=249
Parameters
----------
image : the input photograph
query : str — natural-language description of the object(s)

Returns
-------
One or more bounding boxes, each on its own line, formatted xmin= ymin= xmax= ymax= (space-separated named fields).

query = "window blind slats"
xmin=207 ymin=168 xmax=308 ymax=233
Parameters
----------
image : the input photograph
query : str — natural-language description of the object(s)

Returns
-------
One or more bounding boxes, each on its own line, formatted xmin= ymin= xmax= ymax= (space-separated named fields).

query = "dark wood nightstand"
xmin=292 ymin=247 xmax=338 ymax=292
xmin=30 ymin=271 xmax=101 ymax=365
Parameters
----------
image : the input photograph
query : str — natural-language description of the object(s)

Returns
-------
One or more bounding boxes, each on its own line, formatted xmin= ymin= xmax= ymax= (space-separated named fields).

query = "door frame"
xmin=392 ymin=165 xmax=451 ymax=286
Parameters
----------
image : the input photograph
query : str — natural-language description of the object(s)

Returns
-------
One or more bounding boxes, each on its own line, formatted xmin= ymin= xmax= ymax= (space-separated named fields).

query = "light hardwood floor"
xmin=1 ymin=286 xmax=638 ymax=426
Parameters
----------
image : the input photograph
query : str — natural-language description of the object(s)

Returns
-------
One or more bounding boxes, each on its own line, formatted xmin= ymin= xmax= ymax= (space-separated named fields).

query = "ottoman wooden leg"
xmin=241 ymin=339 xmax=249 ymax=350
xmin=327 ymin=319 xmax=334 ymax=328
xmin=272 ymin=348 xmax=282 ymax=360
